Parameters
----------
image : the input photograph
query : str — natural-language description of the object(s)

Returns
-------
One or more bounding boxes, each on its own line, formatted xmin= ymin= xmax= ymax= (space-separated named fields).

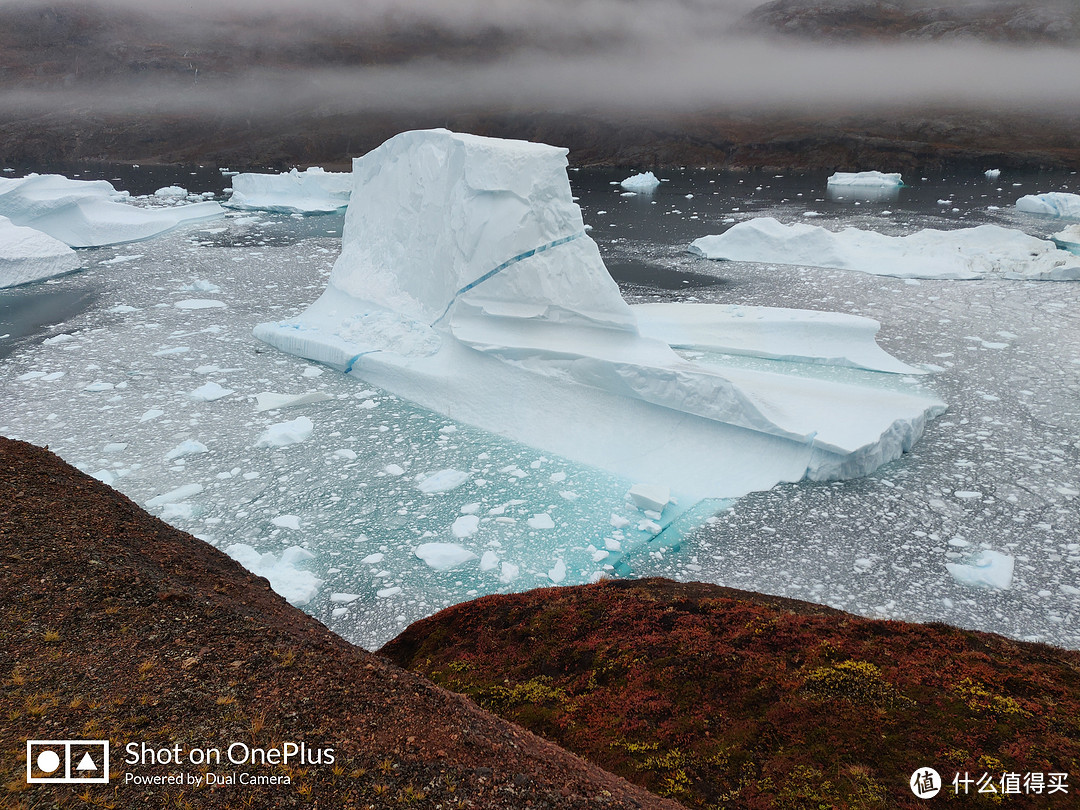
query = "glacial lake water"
xmin=2 ymin=164 xmax=1078 ymax=649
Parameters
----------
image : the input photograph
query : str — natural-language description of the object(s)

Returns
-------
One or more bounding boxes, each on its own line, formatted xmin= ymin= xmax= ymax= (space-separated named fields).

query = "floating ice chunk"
xmin=1015 ymin=192 xmax=1080 ymax=220
xmin=620 ymin=172 xmax=661 ymax=193
xmin=333 ymin=448 xmax=357 ymax=459
xmin=154 ymin=185 xmax=188 ymax=198
xmin=417 ymin=469 xmax=470 ymax=493
xmin=255 ymin=416 xmax=314 ymax=448
xmin=330 ymin=592 xmax=360 ymax=603
xmin=628 ymin=483 xmax=671 ymax=513
xmin=384 ymin=463 xmax=405 ymax=476
xmin=254 ymin=391 xmax=333 ymax=411
xmin=225 ymin=544 xmax=321 ymax=606
xmin=226 ymin=168 xmax=352 ymax=214
xmin=827 ymin=171 xmax=903 ymax=188
xmin=480 ymin=550 xmax=500 ymax=571
xmin=83 ymin=381 xmax=115 ymax=392
xmin=271 ymin=514 xmax=301 ymax=530
xmin=160 ymin=502 xmax=195 ymax=520
xmin=175 ymin=299 xmax=226 ymax=310
xmin=165 ymin=439 xmax=207 ymax=460
xmin=0 ymin=215 xmax=81 ymax=288
xmin=690 ymin=217 xmax=1080 ymax=281
xmin=527 ymin=513 xmax=555 ymax=530
xmin=499 ymin=561 xmax=520 ymax=583
xmin=547 ymin=558 xmax=566 ymax=583
xmin=189 ymin=381 xmax=234 ymax=401
xmin=139 ymin=408 xmax=164 ymax=422
xmin=415 ymin=542 xmax=479 ymax=571
xmin=255 ymin=130 xmax=943 ymax=501
xmin=361 ymin=552 xmax=384 ymax=564
xmin=93 ymin=469 xmax=118 ymax=486
xmin=451 ymin=514 xmax=480 ymax=538
xmin=376 ymin=586 xmax=402 ymax=598
xmin=984 ymin=169 xmax=1001 ymax=179
xmin=610 ymin=513 xmax=630 ymax=529
xmin=146 ymin=483 xmax=204 ymax=507
xmin=0 ymin=174 xmax=224 ymax=247
xmin=946 ymin=550 xmax=1014 ymax=590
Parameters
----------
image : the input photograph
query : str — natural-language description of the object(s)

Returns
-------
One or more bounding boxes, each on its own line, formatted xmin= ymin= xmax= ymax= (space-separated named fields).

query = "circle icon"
xmin=36 ymin=750 xmax=61 ymax=774
xmin=910 ymin=768 xmax=941 ymax=799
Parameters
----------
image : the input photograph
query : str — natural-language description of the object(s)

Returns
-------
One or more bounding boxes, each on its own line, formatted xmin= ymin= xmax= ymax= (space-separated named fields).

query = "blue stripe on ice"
xmin=431 ymin=231 xmax=586 ymax=326
xmin=344 ymin=350 xmax=378 ymax=375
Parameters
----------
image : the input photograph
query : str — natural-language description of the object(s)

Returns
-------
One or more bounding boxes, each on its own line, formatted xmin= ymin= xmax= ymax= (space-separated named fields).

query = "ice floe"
xmin=0 ymin=173 xmax=224 ymax=247
xmin=1015 ymin=191 xmax=1080 ymax=220
xmin=414 ymin=542 xmax=479 ymax=571
xmin=255 ymin=416 xmax=314 ymax=448
xmin=226 ymin=167 xmax=352 ymax=214
xmin=1053 ymin=224 xmax=1080 ymax=255
xmin=256 ymin=130 xmax=943 ymax=501
xmin=0 ymin=215 xmax=81 ymax=288
xmin=827 ymin=171 xmax=903 ymax=188
xmin=690 ymin=217 xmax=1080 ymax=281
xmin=946 ymin=550 xmax=1015 ymax=591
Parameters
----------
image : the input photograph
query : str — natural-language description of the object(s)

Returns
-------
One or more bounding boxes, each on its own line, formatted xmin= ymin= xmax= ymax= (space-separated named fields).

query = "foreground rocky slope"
xmin=0 ymin=437 xmax=676 ymax=809
xmin=384 ymin=579 xmax=1080 ymax=809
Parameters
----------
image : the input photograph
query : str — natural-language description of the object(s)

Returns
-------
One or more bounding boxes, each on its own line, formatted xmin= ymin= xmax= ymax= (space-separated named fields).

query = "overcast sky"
xmin=2 ymin=0 xmax=1079 ymax=118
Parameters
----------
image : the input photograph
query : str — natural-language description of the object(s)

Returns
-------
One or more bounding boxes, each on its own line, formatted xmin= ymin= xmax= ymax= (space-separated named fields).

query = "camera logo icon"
xmin=26 ymin=740 xmax=110 ymax=784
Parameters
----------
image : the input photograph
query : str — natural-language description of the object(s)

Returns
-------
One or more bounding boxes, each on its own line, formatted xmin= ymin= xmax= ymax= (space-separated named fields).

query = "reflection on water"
xmin=0 ymin=285 xmax=99 ymax=359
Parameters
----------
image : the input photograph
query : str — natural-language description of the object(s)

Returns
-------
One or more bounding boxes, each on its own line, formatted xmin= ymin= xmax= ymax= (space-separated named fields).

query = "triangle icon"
xmin=76 ymin=752 xmax=97 ymax=771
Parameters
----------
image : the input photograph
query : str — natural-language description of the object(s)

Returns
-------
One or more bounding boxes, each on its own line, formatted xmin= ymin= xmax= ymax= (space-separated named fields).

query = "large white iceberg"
xmin=0 ymin=174 xmax=224 ymax=247
xmin=0 ymin=215 xmax=81 ymax=288
xmin=690 ymin=217 xmax=1080 ymax=281
xmin=255 ymin=130 xmax=943 ymax=500
xmin=1015 ymin=192 xmax=1080 ymax=220
xmin=226 ymin=167 xmax=352 ymax=214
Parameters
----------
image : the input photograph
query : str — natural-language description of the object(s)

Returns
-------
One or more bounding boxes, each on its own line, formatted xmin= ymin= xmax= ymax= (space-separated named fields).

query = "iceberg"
xmin=255 ymin=130 xmax=943 ymax=501
xmin=225 ymin=544 xmax=321 ymax=606
xmin=0 ymin=215 xmax=81 ymax=288
xmin=826 ymin=171 xmax=902 ymax=202
xmin=620 ymin=172 xmax=661 ymax=193
xmin=1016 ymin=191 xmax=1080 ymax=220
xmin=827 ymin=171 xmax=903 ymax=188
xmin=946 ymin=550 xmax=1014 ymax=591
xmin=0 ymin=173 xmax=224 ymax=247
xmin=690 ymin=217 xmax=1080 ymax=281
xmin=226 ymin=168 xmax=352 ymax=214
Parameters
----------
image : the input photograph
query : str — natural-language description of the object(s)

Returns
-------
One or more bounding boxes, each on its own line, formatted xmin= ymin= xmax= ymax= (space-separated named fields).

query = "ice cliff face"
xmin=255 ymin=129 xmax=943 ymax=501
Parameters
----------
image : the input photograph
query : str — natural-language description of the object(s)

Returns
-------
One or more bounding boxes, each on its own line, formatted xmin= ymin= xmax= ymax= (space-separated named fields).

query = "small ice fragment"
xmin=376 ymin=586 xmax=402 ymax=598
xmin=333 ymin=448 xmax=357 ymax=460
xmin=361 ymin=553 xmax=384 ymax=564
xmin=146 ymin=483 xmax=204 ymax=507
xmin=548 ymin=558 xmax=566 ymax=583
xmin=160 ymin=502 xmax=194 ymax=520
xmin=271 ymin=515 xmax=301 ymax=530
xmin=384 ymin=463 xmax=405 ymax=476
xmin=415 ymin=542 xmax=478 ymax=571
xmin=417 ymin=469 xmax=469 ymax=493
xmin=549 ymin=471 xmax=567 ymax=483
xmin=499 ymin=562 xmax=520 ymax=583
xmin=83 ymin=381 xmax=115 ymax=392
xmin=620 ymin=172 xmax=661 ymax=192
xmin=165 ymin=439 xmax=208 ymax=460
xmin=330 ymin=592 xmax=360 ymax=603
xmin=139 ymin=408 xmax=164 ymax=422
xmin=628 ymin=483 xmax=671 ymax=512
xmin=480 ymin=550 xmax=500 ymax=571
xmin=945 ymin=550 xmax=1014 ymax=590
xmin=255 ymin=416 xmax=314 ymax=448
xmin=254 ymin=391 xmax=332 ymax=411
xmin=451 ymin=514 xmax=480 ymax=539
xmin=527 ymin=513 xmax=555 ymax=530
xmin=189 ymin=381 xmax=234 ymax=401
xmin=103 ymin=442 xmax=127 ymax=453
xmin=610 ymin=513 xmax=630 ymax=529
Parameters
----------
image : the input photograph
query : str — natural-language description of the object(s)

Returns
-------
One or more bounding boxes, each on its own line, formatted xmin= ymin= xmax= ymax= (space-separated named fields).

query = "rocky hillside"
xmin=384 ymin=578 xmax=1080 ymax=809
xmin=0 ymin=437 xmax=676 ymax=809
